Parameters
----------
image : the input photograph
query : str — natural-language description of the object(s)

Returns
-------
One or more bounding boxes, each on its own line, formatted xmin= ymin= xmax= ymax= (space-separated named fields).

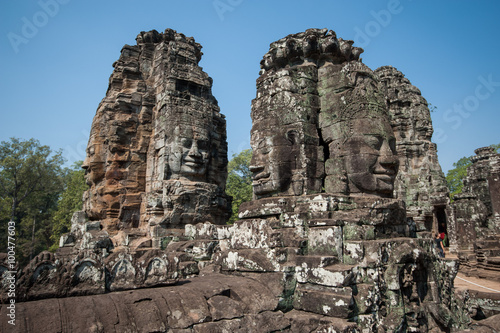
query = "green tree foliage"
xmin=226 ymin=149 xmax=253 ymax=223
xmin=446 ymin=156 xmax=471 ymax=200
xmin=0 ymin=138 xmax=65 ymax=265
xmin=446 ymin=143 xmax=500 ymax=200
xmin=49 ymin=161 xmax=87 ymax=251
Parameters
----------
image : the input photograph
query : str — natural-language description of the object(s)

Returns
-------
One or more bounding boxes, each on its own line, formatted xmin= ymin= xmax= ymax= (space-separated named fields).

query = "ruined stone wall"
xmin=452 ymin=147 xmax=500 ymax=280
xmin=464 ymin=147 xmax=500 ymax=222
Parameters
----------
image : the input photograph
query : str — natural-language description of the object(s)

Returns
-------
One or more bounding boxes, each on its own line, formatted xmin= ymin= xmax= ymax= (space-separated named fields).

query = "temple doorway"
xmin=435 ymin=206 xmax=448 ymax=247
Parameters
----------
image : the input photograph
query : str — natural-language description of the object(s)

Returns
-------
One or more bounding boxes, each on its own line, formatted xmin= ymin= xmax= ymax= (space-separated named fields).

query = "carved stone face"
xmin=250 ymin=128 xmax=303 ymax=197
xmin=341 ymin=118 xmax=398 ymax=196
xmin=81 ymin=136 xmax=107 ymax=219
xmin=336 ymin=65 xmax=399 ymax=197
xmin=319 ymin=61 xmax=398 ymax=197
xmin=82 ymin=140 xmax=105 ymax=186
xmin=167 ymin=126 xmax=210 ymax=180
xmin=250 ymin=136 xmax=283 ymax=197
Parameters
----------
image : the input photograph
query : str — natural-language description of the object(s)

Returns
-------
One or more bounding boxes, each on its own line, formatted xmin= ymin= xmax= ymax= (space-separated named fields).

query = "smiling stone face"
xmin=249 ymin=136 xmax=277 ymax=197
xmin=249 ymin=128 xmax=303 ymax=197
xmin=167 ymin=126 xmax=210 ymax=180
xmin=318 ymin=61 xmax=399 ymax=197
xmin=81 ymin=136 xmax=107 ymax=220
xmin=82 ymin=139 xmax=105 ymax=187
xmin=341 ymin=118 xmax=398 ymax=196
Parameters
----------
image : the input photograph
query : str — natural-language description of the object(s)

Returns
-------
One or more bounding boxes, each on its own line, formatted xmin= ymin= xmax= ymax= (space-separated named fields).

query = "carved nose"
xmin=82 ymin=158 xmax=89 ymax=170
xmin=188 ymin=142 xmax=201 ymax=157
xmin=378 ymin=141 xmax=399 ymax=170
xmin=379 ymin=155 xmax=399 ymax=169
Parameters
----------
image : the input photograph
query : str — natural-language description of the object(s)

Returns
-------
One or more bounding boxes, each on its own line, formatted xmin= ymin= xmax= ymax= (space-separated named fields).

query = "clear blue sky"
xmin=1 ymin=0 xmax=499 ymax=173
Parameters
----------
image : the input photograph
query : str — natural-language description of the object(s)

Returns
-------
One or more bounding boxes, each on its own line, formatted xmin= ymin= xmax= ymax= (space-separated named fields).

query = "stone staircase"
xmin=475 ymin=235 xmax=500 ymax=281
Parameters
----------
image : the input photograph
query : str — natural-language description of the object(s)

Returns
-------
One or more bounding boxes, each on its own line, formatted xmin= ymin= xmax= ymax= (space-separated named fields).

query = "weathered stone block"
xmin=343 ymin=241 xmax=364 ymax=265
xmin=231 ymin=219 xmax=282 ymax=249
xmin=295 ymin=263 xmax=356 ymax=288
xmin=285 ymin=310 xmax=359 ymax=333
xmin=293 ymin=283 xmax=353 ymax=318
xmin=184 ymin=222 xmax=220 ymax=240
xmin=215 ymin=248 xmax=285 ymax=272
xmin=166 ymin=240 xmax=219 ymax=261
xmin=307 ymin=226 xmax=342 ymax=256
xmin=352 ymin=283 xmax=377 ymax=315
xmin=343 ymin=224 xmax=376 ymax=241
xmin=192 ymin=311 xmax=289 ymax=333
xmin=207 ymin=295 xmax=245 ymax=321
xmin=238 ymin=197 xmax=289 ymax=219
xmin=280 ymin=227 xmax=307 ymax=248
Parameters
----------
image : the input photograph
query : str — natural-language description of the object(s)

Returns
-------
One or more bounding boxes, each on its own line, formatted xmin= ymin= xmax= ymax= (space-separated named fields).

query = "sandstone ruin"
xmin=1 ymin=28 xmax=499 ymax=332
xmin=452 ymin=147 xmax=500 ymax=280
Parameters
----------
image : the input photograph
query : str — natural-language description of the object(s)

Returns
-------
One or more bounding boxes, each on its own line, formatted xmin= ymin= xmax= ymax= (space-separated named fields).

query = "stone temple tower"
xmin=376 ymin=66 xmax=451 ymax=239
xmin=81 ymin=29 xmax=231 ymax=250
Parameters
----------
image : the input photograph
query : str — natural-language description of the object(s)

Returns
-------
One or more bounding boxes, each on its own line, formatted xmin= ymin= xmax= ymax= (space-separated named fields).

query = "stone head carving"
xmin=320 ymin=61 xmax=398 ymax=197
xmin=251 ymin=29 xmax=398 ymax=199
xmin=376 ymin=66 xmax=434 ymax=143
xmin=82 ymin=140 xmax=105 ymax=186
xmin=336 ymin=117 xmax=398 ymax=195
xmin=250 ymin=127 xmax=306 ymax=197
xmin=166 ymin=125 xmax=211 ymax=181
xmin=139 ymin=30 xmax=230 ymax=234
xmin=82 ymin=113 xmax=134 ymax=224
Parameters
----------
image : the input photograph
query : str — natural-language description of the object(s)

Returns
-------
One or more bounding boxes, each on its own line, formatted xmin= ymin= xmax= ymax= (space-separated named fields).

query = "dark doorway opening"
xmin=435 ymin=206 xmax=448 ymax=247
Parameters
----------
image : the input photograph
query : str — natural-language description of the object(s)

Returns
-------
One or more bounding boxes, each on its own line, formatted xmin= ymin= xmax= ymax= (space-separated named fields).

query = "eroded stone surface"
xmin=1 ymin=275 xmax=285 ymax=333
xmin=223 ymin=192 xmax=464 ymax=332
xmin=225 ymin=29 xmax=467 ymax=332
xmin=81 ymin=28 xmax=230 ymax=247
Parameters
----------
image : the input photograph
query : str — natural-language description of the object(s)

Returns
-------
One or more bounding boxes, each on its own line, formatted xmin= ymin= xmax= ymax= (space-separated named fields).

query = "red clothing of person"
xmin=439 ymin=232 xmax=445 ymax=240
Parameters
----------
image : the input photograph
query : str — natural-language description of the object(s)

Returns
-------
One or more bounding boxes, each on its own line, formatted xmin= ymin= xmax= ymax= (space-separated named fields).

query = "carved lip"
xmin=252 ymin=177 xmax=269 ymax=184
xmin=374 ymin=174 xmax=395 ymax=183
xmin=183 ymin=156 xmax=204 ymax=167
xmin=373 ymin=168 xmax=396 ymax=176
xmin=184 ymin=161 xmax=202 ymax=167
xmin=252 ymin=173 xmax=271 ymax=187
xmin=252 ymin=171 xmax=270 ymax=182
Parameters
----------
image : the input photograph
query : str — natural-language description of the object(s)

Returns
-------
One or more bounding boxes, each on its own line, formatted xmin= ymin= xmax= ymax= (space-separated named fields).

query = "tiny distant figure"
xmin=434 ymin=233 xmax=445 ymax=258
xmin=439 ymin=222 xmax=448 ymax=247
xmin=407 ymin=217 xmax=417 ymax=238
